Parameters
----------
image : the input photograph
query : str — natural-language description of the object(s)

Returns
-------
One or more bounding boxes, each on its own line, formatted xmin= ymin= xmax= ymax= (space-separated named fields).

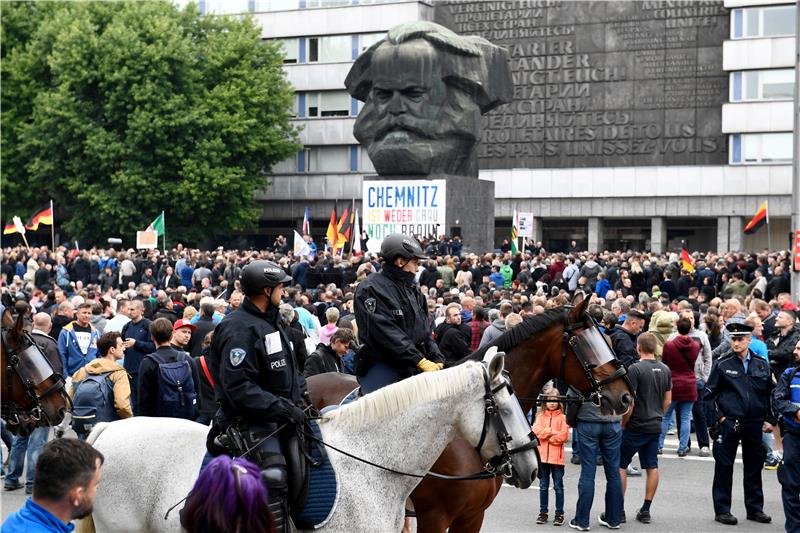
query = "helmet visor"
xmin=15 ymin=344 xmax=55 ymax=387
xmin=570 ymin=326 xmax=617 ymax=368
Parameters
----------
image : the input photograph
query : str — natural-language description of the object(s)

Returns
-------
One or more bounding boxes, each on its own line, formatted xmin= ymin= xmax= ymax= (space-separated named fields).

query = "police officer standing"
xmin=355 ymin=234 xmax=445 ymax=394
xmin=772 ymin=339 xmax=800 ymax=532
xmin=704 ymin=322 xmax=775 ymax=526
xmin=207 ymin=260 xmax=306 ymax=532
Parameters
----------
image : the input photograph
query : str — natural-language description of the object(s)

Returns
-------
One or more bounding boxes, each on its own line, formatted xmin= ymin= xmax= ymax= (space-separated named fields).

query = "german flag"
xmin=325 ymin=206 xmax=338 ymax=252
xmin=3 ymin=222 xmax=18 ymax=235
xmin=25 ymin=205 xmax=53 ymax=231
xmin=337 ymin=207 xmax=353 ymax=247
xmin=681 ymin=247 xmax=695 ymax=273
xmin=743 ymin=201 xmax=768 ymax=235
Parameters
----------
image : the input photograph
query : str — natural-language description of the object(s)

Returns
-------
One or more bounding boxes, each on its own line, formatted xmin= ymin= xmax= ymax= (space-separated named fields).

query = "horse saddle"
xmin=291 ymin=420 xmax=339 ymax=529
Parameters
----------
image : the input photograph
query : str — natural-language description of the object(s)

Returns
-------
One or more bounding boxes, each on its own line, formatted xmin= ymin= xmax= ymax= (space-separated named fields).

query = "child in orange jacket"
xmin=533 ymin=386 xmax=570 ymax=526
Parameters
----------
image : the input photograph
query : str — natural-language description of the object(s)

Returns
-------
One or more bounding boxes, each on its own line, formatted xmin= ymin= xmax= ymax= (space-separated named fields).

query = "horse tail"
xmin=86 ymin=422 xmax=111 ymax=446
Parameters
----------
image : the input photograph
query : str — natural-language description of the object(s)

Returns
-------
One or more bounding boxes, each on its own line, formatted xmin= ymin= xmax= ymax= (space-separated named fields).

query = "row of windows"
xmin=730 ymin=132 xmax=793 ymax=164
xmin=277 ymin=33 xmax=384 ymax=64
xmin=731 ymin=4 xmax=796 ymax=39
xmin=730 ymin=69 xmax=794 ymax=102
xmin=202 ymin=0 xmax=400 ymax=15
xmin=271 ymin=145 xmax=374 ymax=173
xmin=294 ymin=90 xmax=357 ymax=118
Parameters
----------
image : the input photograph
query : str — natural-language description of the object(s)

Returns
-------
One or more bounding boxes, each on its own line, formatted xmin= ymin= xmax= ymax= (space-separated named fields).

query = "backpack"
xmin=146 ymin=351 xmax=197 ymax=419
xmin=71 ymin=371 xmax=117 ymax=435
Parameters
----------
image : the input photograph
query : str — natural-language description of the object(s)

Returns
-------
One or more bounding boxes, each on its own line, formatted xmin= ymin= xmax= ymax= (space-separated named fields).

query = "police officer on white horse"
xmin=355 ymin=234 xmax=445 ymax=393
xmin=207 ymin=260 xmax=307 ymax=532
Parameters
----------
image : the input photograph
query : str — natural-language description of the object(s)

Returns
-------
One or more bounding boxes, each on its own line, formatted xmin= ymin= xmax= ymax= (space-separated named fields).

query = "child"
xmin=533 ymin=385 xmax=569 ymax=526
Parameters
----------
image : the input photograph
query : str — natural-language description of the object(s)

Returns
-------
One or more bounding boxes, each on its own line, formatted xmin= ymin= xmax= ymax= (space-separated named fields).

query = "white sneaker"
xmin=667 ymin=428 xmax=676 ymax=435
xmin=699 ymin=447 xmax=710 ymax=457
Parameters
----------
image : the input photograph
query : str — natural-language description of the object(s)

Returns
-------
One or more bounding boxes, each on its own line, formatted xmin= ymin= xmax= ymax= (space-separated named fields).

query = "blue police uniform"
xmin=772 ymin=365 xmax=800 ymax=532
xmin=704 ymin=346 xmax=775 ymax=520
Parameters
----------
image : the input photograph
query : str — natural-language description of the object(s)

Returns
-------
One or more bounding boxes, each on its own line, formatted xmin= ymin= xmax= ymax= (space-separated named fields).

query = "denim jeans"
xmin=660 ymin=401 xmax=694 ymax=452
xmin=5 ymin=427 xmax=49 ymax=491
xmin=575 ymin=421 xmax=623 ymax=529
xmin=539 ymin=463 xmax=565 ymax=513
xmin=692 ymin=379 xmax=710 ymax=448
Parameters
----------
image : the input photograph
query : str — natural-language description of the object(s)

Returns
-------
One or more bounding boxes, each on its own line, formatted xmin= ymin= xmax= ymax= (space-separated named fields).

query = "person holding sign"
xmin=354 ymin=233 xmax=444 ymax=394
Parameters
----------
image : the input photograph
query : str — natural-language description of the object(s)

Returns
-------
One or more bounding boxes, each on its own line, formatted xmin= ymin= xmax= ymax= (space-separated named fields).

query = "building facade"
xmin=200 ymin=0 xmax=795 ymax=253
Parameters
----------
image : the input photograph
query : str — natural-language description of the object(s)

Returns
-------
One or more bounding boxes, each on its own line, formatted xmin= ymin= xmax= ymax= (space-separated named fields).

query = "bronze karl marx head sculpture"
xmin=345 ymin=22 xmax=512 ymax=178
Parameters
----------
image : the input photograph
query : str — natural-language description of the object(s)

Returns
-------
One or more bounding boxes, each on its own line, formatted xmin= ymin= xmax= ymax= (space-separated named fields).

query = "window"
xmin=730 ymin=69 xmax=794 ymax=101
xmin=271 ymin=155 xmax=297 ymax=174
xmin=732 ymin=4 xmax=796 ymax=38
xmin=307 ymin=35 xmax=351 ymax=63
xmin=730 ymin=133 xmax=793 ymax=164
xmin=277 ymin=38 xmax=299 ymax=64
xmin=301 ymin=91 xmax=351 ymax=117
xmin=304 ymin=146 xmax=351 ymax=172
xmin=253 ymin=0 xmax=300 ymax=11
xmin=204 ymin=0 xmax=251 ymax=14
xmin=359 ymin=32 xmax=386 ymax=53
xmin=306 ymin=0 xmax=351 ymax=7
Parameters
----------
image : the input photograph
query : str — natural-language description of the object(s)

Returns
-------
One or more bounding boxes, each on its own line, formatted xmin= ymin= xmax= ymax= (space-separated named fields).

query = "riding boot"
xmin=262 ymin=465 xmax=289 ymax=533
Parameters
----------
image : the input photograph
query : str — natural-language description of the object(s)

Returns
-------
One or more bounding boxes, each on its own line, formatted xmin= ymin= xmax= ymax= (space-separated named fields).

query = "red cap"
xmin=173 ymin=319 xmax=197 ymax=331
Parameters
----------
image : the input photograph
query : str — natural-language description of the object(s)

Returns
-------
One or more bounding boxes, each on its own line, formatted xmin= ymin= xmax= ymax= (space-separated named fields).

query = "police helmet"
xmin=379 ymin=234 xmax=427 ymax=262
xmin=239 ymin=260 xmax=292 ymax=296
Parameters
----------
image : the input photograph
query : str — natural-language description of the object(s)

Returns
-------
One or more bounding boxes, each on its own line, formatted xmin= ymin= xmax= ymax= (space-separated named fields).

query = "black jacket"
xmin=286 ymin=322 xmax=309 ymax=372
xmin=138 ymin=345 xmax=195 ymax=417
xmin=153 ymin=308 xmax=180 ymax=325
xmin=31 ymin=331 xmax=62 ymax=376
xmin=354 ymin=263 xmax=443 ymax=377
xmin=419 ymin=265 xmax=440 ymax=288
xmin=209 ymin=298 xmax=306 ymax=428
xmin=304 ymin=343 xmax=343 ymax=378
xmin=188 ymin=316 xmax=217 ymax=359
xmin=435 ymin=322 xmax=472 ymax=364
xmin=769 ymin=324 xmax=800 ymax=375
xmin=608 ymin=326 xmax=638 ymax=368
xmin=705 ymin=349 xmax=775 ymax=423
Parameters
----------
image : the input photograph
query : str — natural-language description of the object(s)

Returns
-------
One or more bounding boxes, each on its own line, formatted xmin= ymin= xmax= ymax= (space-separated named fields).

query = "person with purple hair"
xmin=180 ymin=455 xmax=275 ymax=533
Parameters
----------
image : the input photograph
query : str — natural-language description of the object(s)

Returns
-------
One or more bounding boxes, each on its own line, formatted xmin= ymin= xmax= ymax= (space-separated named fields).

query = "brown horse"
xmin=1 ymin=307 xmax=70 ymax=436
xmin=308 ymin=292 xmax=632 ymax=533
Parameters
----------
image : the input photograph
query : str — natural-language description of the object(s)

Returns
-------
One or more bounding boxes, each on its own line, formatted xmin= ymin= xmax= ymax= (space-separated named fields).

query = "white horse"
xmin=81 ymin=352 xmax=537 ymax=533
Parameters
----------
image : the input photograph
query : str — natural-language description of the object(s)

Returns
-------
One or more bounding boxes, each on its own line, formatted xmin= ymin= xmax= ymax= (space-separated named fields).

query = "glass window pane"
xmin=745 ymin=8 xmax=759 ymax=36
xmin=762 ymin=69 xmax=795 ymax=99
xmin=309 ymin=38 xmax=319 ymax=62
xmin=320 ymin=91 xmax=351 ymax=116
xmin=743 ymin=134 xmax=760 ymax=162
xmin=319 ymin=35 xmax=351 ymax=62
xmin=272 ymin=156 xmax=296 ymax=174
xmin=314 ymin=146 xmax=350 ymax=172
xmin=763 ymin=5 xmax=796 ymax=37
xmin=307 ymin=0 xmax=351 ymax=6
xmin=744 ymin=71 xmax=759 ymax=99
xmin=360 ymin=32 xmax=386 ymax=53
xmin=278 ymin=38 xmax=299 ymax=63
xmin=761 ymin=133 xmax=793 ymax=162
xmin=254 ymin=0 xmax=299 ymax=11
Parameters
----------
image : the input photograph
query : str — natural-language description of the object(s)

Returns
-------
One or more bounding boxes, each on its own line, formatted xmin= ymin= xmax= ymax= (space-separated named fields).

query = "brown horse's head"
xmin=2 ymin=308 xmax=70 ymax=436
xmin=560 ymin=291 xmax=633 ymax=415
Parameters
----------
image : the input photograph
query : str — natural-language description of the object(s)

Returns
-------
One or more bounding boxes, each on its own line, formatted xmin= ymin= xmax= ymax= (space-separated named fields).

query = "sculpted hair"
xmin=33 ymin=439 xmax=104 ymax=501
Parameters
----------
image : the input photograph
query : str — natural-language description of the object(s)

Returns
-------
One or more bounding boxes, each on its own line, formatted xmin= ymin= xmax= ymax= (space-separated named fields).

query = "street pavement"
xmin=0 ymin=436 xmax=788 ymax=531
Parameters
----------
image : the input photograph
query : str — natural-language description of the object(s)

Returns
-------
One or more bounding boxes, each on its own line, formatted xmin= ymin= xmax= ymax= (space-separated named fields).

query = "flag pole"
xmin=766 ymin=200 xmax=772 ymax=252
xmin=162 ymin=211 xmax=166 ymax=252
xmin=50 ymin=199 xmax=55 ymax=251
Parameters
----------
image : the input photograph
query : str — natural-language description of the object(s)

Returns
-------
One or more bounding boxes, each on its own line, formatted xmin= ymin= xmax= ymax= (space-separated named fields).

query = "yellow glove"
xmin=417 ymin=358 xmax=441 ymax=372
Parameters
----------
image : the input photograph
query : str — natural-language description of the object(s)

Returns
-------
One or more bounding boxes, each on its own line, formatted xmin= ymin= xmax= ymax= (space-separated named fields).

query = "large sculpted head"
xmin=345 ymin=22 xmax=512 ymax=177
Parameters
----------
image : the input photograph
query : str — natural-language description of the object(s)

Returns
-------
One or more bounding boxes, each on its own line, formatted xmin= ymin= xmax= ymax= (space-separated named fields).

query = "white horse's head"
xmin=470 ymin=350 xmax=539 ymax=489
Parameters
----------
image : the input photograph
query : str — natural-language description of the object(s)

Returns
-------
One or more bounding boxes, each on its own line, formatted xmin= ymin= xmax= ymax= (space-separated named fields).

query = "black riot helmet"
xmin=379 ymin=234 xmax=427 ymax=263
xmin=239 ymin=260 xmax=292 ymax=296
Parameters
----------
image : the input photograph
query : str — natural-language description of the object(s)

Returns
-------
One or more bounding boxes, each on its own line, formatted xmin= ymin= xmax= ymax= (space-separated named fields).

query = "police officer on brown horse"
xmin=355 ymin=234 xmax=445 ymax=393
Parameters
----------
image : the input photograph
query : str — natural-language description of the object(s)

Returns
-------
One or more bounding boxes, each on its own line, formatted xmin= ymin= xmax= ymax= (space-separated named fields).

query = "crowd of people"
xmin=2 ymin=237 xmax=800 ymax=532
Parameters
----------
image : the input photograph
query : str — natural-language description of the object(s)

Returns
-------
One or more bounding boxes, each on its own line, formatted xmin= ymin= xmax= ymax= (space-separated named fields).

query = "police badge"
xmin=365 ymin=298 xmax=376 ymax=313
xmin=229 ymin=348 xmax=247 ymax=366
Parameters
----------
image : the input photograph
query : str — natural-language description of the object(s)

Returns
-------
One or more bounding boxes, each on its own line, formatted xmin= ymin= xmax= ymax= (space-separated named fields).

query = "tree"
xmin=1 ymin=1 xmax=299 ymax=244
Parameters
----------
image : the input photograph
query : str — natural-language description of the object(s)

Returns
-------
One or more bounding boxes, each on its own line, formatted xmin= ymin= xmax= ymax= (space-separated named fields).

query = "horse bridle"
xmin=475 ymin=366 xmax=540 ymax=481
xmin=558 ymin=312 xmax=629 ymax=407
xmin=2 ymin=327 xmax=68 ymax=428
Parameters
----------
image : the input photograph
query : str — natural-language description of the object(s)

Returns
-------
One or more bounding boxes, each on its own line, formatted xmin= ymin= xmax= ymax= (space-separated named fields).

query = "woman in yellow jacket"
xmin=69 ymin=331 xmax=133 ymax=434
xmin=533 ymin=386 xmax=570 ymax=526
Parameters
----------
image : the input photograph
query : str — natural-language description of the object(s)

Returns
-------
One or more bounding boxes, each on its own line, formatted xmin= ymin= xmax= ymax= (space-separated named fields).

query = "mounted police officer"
xmin=355 ymin=234 xmax=445 ymax=394
xmin=704 ymin=322 xmax=775 ymax=526
xmin=207 ymin=260 xmax=307 ymax=532
xmin=772 ymin=338 xmax=800 ymax=532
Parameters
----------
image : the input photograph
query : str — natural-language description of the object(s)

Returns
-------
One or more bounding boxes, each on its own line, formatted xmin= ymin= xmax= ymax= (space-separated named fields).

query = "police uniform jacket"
xmin=209 ymin=298 xmax=306 ymax=427
xmin=704 ymin=348 xmax=776 ymax=423
xmin=354 ymin=263 xmax=443 ymax=377
xmin=773 ymin=365 xmax=800 ymax=435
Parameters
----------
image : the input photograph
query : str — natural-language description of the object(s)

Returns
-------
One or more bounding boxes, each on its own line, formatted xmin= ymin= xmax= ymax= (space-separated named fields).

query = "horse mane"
xmin=461 ymin=307 xmax=567 ymax=364
xmin=322 ymin=362 xmax=483 ymax=428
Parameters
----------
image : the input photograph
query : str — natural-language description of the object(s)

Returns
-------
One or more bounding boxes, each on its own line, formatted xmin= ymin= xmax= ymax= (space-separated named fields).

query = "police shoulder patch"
xmin=365 ymin=297 xmax=376 ymax=313
xmin=229 ymin=348 xmax=247 ymax=367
